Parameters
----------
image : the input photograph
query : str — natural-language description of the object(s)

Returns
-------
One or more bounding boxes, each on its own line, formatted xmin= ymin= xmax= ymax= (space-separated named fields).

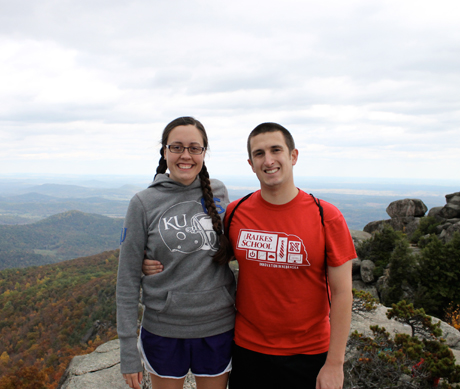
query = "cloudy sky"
xmin=1 ymin=0 xmax=459 ymax=182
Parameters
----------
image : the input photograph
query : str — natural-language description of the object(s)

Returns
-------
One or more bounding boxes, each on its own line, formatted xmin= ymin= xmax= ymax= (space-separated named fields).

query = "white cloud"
xmin=1 ymin=0 xmax=459 ymax=180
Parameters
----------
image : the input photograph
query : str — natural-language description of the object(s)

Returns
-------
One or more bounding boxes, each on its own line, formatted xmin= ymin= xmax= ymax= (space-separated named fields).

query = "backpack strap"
xmin=310 ymin=194 xmax=331 ymax=307
xmin=225 ymin=192 xmax=253 ymax=238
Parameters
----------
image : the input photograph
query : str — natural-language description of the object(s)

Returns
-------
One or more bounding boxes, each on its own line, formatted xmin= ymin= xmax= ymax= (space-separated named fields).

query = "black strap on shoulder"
xmin=310 ymin=194 xmax=331 ymax=307
xmin=225 ymin=192 xmax=253 ymax=237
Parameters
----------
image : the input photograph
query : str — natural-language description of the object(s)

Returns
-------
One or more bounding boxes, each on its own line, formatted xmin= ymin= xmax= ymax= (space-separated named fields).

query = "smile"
xmin=178 ymin=164 xmax=193 ymax=169
xmin=265 ymin=168 xmax=279 ymax=174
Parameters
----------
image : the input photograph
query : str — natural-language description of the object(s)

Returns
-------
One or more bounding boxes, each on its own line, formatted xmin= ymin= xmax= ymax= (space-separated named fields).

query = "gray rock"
xmin=350 ymin=230 xmax=372 ymax=246
xmin=446 ymin=192 xmax=460 ymax=205
xmin=386 ymin=199 xmax=427 ymax=218
xmin=351 ymin=257 xmax=362 ymax=275
xmin=440 ymin=203 xmax=460 ymax=219
xmin=58 ymin=339 xmax=198 ymax=389
xmin=376 ymin=269 xmax=390 ymax=301
xmin=388 ymin=217 xmax=420 ymax=237
xmin=59 ymin=340 xmax=126 ymax=389
xmin=61 ymin=364 xmax=128 ymax=389
xmin=428 ymin=206 xmax=443 ymax=219
xmin=72 ymin=342 xmax=120 ymax=375
xmin=441 ymin=222 xmax=460 ymax=243
xmin=363 ymin=220 xmax=389 ymax=234
xmin=360 ymin=260 xmax=375 ymax=283
xmin=352 ymin=280 xmax=379 ymax=300
xmin=350 ymin=304 xmax=411 ymax=337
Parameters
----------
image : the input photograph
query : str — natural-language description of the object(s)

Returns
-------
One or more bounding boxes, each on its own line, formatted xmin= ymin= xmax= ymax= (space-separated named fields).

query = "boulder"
xmin=439 ymin=222 xmax=460 ymax=243
xmin=352 ymin=280 xmax=379 ymax=300
xmin=428 ymin=206 xmax=444 ymax=219
xmin=58 ymin=340 xmax=127 ymax=389
xmin=446 ymin=192 xmax=460 ymax=205
xmin=388 ymin=216 xmax=420 ymax=237
xmin=440 ymin=192 xmax=460 ymax=219
xmin=386 ymin=199 xmax=427 ymax=218
xmin=363 ymin=220 xmax=388 ymax=234
xmin=440 ymin=204 xmax=460 ymax=219
xmin=360 ymin=260 xmax=375 ymax=283
xmin=350 ymin=230 xmax=372 ymax=245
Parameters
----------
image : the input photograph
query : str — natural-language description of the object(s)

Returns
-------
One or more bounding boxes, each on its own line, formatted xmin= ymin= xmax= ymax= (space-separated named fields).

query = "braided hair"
xmin=155 ymin=117 xmax=232 ymax=265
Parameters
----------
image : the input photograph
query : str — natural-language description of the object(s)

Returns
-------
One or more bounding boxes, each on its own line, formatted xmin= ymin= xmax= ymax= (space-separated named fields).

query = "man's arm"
xmin=316 ymin=259 xmax=353 ymax=389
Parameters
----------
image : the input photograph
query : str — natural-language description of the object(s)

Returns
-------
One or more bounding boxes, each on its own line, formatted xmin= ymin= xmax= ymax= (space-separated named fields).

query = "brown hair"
xmin=247 ymin=122 xmax=296 ymax=160
xmin=155 ymin=117 xmax=232 ymax=265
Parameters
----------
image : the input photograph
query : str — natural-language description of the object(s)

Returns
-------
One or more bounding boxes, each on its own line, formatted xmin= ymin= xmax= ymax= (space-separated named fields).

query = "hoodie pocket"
xmin=156 ymin=286 xmax=235 ymax=325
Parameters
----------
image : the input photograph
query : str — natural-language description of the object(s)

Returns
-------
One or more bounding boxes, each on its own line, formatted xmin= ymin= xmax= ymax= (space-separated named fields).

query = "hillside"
xmin=0 ymin=250 xmax=119 ymax=388
xmin=0 ymin=193 xmax=129 ymax=224
xmin=0 ymin=210 xmax=124 ymax=270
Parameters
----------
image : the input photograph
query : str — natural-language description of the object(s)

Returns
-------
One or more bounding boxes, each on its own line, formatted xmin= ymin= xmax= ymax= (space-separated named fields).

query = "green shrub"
xmin=347 ymin=300 xmax=460 ymax=388
xmin=356 ymin=225 xmax=404 ymax=278
xmin=411 ymin=216 xmax=442 ymax=244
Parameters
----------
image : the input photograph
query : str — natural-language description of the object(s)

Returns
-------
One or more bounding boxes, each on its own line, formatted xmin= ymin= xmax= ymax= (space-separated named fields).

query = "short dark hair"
xmin=247 ymin=122 xmax=296 ymax=159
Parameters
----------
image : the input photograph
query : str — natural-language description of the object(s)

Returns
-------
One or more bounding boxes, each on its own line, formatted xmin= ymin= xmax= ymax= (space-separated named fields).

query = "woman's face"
xmin=164 ymin=125 xmax=206 ymax=186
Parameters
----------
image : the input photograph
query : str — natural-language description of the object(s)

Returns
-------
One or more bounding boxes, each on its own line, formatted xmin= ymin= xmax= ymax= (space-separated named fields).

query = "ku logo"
xmin=236 ymin=229 xmax=310 ymax=266
xmin=159 ymin=201 xmax=218 ymax=253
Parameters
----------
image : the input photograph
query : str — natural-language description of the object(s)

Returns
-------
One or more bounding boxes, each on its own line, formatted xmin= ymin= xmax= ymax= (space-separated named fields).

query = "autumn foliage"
xmin=0 ymin=250 xmax=119 ymax=388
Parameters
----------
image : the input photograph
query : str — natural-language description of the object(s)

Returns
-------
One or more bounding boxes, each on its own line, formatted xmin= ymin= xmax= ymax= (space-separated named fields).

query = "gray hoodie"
xmin=116 ymin=174 xmax=236 ymax=374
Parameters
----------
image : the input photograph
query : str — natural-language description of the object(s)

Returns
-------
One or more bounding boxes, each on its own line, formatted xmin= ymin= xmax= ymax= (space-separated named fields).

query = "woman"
xmin=117 ymin=117 xmax=235 ymax=389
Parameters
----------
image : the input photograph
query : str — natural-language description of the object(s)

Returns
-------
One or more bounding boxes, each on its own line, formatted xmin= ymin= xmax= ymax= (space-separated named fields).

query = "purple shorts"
xmin=139 ymin=327 xmax=233 ymax=379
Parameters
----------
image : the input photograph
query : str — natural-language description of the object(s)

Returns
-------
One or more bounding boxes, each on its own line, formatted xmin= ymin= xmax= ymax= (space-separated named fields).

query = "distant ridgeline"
xmin=0 ymin=210 xmax=123 ymax=271
xmin=0 ymin=191 xmax=130 ymax=224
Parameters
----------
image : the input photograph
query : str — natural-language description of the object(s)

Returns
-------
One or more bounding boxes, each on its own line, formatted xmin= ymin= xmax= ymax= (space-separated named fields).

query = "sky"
xmin=1 ymin=0 xmax=460 ymax=182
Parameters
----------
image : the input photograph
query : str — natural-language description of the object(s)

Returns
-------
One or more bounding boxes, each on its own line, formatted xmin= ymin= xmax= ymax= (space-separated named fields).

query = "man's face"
xmin=248 ymin=131 xmax=298 ymax=190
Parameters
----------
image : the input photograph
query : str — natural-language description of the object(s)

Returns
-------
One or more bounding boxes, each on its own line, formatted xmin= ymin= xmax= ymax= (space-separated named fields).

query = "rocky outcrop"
xmin=59 ymin=305 xmax=460 ymax=389
xmin=440 ymin=192 xmax=460 ymax=219
xmin=360 ymin=259 xmax=375 ymax=283
xmin=58 ymin=341 xmax=128 ymax=389
xmin=363 ymin=198 xmax=427 ymax=238
xmin=363 ymin=193 xmax=460 ymax=243
xmin=386 ymin=198 xmax=428 ymax=218
xmin=58 ymin=340 xmax=196 ymax=389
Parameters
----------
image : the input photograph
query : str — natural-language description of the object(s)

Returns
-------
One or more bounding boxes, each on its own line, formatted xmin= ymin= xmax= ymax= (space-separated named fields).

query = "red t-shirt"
xmin=226 ymin=190 xmax=356 ymax=355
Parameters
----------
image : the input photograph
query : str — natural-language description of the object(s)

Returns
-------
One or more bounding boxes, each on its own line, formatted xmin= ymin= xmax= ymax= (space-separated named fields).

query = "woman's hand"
xmin=142 ymin=252 xmax=163 ymax=276
xmin=123 ymin=372 xmax=143 ymax=389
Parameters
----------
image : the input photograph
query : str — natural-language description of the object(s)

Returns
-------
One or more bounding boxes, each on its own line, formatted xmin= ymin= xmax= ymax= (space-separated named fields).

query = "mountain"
xmin=0 ymin=250 xmax=119 ymax=388
xmin=0 ymin=210 xmax=124 ymax=270
xmin=15 ymin=183 xmax=142 ymax=200
xmin=0 ymin=193 xmax=129 ymax=224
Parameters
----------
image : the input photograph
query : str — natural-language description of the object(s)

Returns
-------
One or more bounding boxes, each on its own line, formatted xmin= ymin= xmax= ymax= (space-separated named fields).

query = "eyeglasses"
xmin=166 ymin=145 xmax=206 ymax=155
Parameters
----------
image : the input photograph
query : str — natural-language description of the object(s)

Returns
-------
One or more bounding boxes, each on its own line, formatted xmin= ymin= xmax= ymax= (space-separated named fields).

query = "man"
xmin=144 ymin=123 xmax=356 ymax=388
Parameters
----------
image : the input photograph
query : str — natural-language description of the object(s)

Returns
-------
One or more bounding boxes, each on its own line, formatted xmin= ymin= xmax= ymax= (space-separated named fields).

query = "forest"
xmin=0 ymin=250 xmax=120 ymax=388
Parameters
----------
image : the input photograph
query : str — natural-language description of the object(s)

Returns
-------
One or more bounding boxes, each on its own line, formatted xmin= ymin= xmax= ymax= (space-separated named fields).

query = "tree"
xmin=0 ymin=365 xmax=47 ymax=389
xmin=383 ymin=239 xmax=419 ymax=306
xmin=415 ymin=233 xmax=460 ymax=319
xmin=356 ymin=225 xmax=404 ymax=278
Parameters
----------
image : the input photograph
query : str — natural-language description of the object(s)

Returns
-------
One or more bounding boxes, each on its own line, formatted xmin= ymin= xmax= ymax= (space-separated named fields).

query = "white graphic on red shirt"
xmin=236 ymin=229 xmax=310 ymax=266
